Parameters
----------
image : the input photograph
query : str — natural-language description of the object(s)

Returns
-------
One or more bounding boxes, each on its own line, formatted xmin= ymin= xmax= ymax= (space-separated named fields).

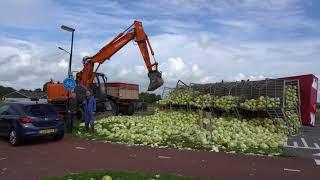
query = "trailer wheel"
xmin=111 ymin=101 xmax=119 ymax=116
xmin=119 ymin=104 xmax=134 ymax=116
xmin=126 ymin=103 xmax=134 ymax=116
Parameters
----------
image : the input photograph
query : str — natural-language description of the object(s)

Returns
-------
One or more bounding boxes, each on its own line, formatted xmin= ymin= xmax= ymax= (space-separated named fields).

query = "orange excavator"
xmin=46 ymin=20 xmax=164 ymax=117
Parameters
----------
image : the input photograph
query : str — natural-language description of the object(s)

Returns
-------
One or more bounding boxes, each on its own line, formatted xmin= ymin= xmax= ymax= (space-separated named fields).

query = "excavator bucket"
xmin=147 ymin=70 xmax=164 ymax=91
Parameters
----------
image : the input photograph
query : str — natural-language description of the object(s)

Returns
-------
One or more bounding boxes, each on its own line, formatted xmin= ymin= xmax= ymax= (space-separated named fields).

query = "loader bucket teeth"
xmin=147 ymin=70 xmax=164 ymax=91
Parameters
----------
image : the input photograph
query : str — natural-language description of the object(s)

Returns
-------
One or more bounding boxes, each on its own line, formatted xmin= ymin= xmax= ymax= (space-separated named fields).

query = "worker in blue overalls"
xmin=84 ymin=90 xmax=96 ymax=131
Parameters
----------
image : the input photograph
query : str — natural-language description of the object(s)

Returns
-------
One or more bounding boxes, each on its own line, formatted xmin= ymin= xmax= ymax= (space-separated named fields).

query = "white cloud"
xmin=80 ymin=52 xmax=90 ymax=57
xmin=58 ymin=59 xmax=68 ymax=68
xmin=213 ymin=19 xmax=258 ymax=33
xmin=0 ymin=37 xmax=70 ymax=90
xmin=230 ymin=73 xmax=266 ymax=82
xmin=1 ymin=31 xmax=319 ymax=99
xmin=199 ymin=76 xmax=218 ymax=84
xmin=0 ymin=0 xmax=60 ymax=28
xmin=197 ymin=33 xmax=214 ymax=49
xmin=97 ymin=33 xmax=320 ymax=98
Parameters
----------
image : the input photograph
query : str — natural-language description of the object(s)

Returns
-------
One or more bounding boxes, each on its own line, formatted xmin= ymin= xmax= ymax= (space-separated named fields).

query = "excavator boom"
xmin=79 ymin=20 xmax=163 ymax=91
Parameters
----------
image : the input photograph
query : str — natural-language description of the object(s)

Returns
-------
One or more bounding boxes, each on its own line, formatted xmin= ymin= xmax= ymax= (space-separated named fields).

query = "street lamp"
xmin=61 ymin=25 xmax=75 ymax=32
xmin=60 ymin=25 xmax=75 ymax=78
xmin=58 ymin=46 xmax=71 ymax=55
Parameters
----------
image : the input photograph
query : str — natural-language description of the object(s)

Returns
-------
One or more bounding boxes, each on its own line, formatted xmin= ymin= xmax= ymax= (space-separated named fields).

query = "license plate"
xmin=40 ymin=129 xmax=55 ymax=134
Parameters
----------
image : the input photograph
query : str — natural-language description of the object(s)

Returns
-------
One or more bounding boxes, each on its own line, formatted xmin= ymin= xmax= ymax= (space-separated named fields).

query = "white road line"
xmin=293 ymin=141 xmax=298 ymax=147
xmin=315 ymin=159 xmax=320 ymax=166
xmin=284 ymin=168 xmax=301 ymax=172
xmin=283 ymin=145 xmax=320 ymax=150
xmin=314 ymin=143 xmax=320 ymax=149
xmin=301 ymin=138 xmax=309 ymax=148
xmin=158 ymin=155 xmax=171 ymax=159
xmin=313 ymin=153 xmax=320 ymax=156
xmin=75 ymin=146 xmax=86 ymax=150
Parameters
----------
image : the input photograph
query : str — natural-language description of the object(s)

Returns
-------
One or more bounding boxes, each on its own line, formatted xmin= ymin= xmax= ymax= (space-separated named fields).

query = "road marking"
xmin=314 ymin=143 xmax=320 ymax=149
xmin=158 ymin=155 xmax=171 ymax=159
xmin=75 ymin=146 xmax=86 ymax=150
xmin=313 ymin=153 xmax=320 ymax=156
xmin=315 ymin=159 xmax=320 ymax=166
xmin=293 ymin=141 xmax=298 ymax=147
xmin=0 ymin=157 xmax=6 ymax=161
xmin=301 ymin=138 xmax=309 ymax=147
xmin=284 ymin=168 xmax=301 ymax=172
xmin=283 ymin=145 xmax=320 ymax=150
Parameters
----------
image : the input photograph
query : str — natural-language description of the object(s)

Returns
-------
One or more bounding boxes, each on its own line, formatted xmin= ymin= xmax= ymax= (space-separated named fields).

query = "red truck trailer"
xmin=280 ymin=74 xmax=318 ymax=126
xmin=106 ymin=82 xmax=139 ymax=115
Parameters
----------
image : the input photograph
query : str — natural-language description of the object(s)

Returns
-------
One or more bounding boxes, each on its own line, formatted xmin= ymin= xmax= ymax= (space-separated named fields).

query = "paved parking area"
xmin=284 ymin=125 xmax=320 ymax=165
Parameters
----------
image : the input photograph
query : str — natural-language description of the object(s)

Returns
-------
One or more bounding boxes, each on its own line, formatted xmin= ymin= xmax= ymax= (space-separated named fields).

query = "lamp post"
xmin=58 ymin=46 xmax=70 ymax=54
xmin=60 ymin=26 xmax=75 ymax=123
xmin=60 ymin=25 xmax=75 ymax=79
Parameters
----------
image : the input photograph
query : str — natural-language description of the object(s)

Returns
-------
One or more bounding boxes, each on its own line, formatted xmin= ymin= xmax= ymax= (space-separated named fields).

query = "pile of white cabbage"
xmin=77 ymin=111 xmax=288 ymax=155
xmin=157 ymin=88 xmax=198 ymax=106
xmin=214 ymin=95 xmax=237 ymax=112
xmin=157 ymin=86 xmax=301 ymax=135
xmin=76 ymin=84 xmax=300 ymax=156
xmin=158 ymin=85 xmax=298 ymax=111
xmin=191 ymin=94 xmax=214 ymax=109
xmin=158 ymin=89 xmax=292 ymax=112
xmin=286 ymin=85 xmax=299 ymax=108
xmin=286 ymin=110 xmax=301 ymax=134
xmin=240 ymin=96 xmax=281 ymax=110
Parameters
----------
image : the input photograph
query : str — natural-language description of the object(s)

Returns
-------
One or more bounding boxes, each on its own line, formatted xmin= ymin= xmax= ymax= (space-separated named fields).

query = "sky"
xmin=0 ymin=0 xmax=319 ymax=100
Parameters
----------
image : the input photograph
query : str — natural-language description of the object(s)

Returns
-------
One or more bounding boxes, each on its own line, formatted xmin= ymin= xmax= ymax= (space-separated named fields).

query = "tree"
xmin=0 ymin=85 xmax=16 ymax=97
xmin=139 ymin=92 xmax=161 ymax=103
xmin=34 ymin=88 xmax=42 ymax=92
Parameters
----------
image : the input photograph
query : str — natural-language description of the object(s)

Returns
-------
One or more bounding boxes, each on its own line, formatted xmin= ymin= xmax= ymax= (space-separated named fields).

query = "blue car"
xmin=0 ymin=102 xmax=65 ymax=146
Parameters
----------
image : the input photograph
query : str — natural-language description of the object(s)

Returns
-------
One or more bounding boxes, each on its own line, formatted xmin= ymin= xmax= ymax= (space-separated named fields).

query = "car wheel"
xmin=9 ymin=129 xmax=21 ymax=146
xmin=53 ymin=133 xmax=64 ymax=141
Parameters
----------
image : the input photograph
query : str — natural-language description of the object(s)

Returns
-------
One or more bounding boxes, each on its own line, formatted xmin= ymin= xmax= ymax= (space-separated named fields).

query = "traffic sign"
xmin=63 ymin=78 xmax=76 ymax=90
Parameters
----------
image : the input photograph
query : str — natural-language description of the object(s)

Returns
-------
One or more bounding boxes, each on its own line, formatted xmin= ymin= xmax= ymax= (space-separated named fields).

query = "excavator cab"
xmin=92 ymin=73 xmax=108 ymax=99
xmin=147 ymin=70 xmax=164 ymax=91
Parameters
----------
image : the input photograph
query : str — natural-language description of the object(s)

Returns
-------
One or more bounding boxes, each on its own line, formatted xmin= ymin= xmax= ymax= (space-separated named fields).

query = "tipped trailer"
xmin=279 ymin=74 xmax=318 ymax=126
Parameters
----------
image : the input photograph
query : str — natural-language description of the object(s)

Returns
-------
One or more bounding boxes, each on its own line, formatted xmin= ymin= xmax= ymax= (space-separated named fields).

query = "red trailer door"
xmin=280 ymin=74 xmax=318 ymax=126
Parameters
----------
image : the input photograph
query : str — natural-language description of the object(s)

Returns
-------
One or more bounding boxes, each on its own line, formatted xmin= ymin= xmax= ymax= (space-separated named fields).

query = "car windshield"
xmin=23 ymin=104 xmax=58 ymax=117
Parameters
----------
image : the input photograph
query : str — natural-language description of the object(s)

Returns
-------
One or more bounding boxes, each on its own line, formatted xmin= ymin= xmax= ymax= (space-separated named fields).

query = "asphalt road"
xmin=284 ymin=124 xmax=320 ymax=165
xmin=0 ymin=136 xmax=319 ymax=180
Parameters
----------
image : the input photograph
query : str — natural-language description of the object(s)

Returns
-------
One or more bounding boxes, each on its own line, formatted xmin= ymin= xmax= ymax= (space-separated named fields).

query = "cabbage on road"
xmin=76 ymin=111 xmax=288 ymax=156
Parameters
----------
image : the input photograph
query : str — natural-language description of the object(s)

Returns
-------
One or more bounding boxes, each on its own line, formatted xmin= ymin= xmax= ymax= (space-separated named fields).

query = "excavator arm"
xmin=78 ymin=20 xmax=163 ymax=91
